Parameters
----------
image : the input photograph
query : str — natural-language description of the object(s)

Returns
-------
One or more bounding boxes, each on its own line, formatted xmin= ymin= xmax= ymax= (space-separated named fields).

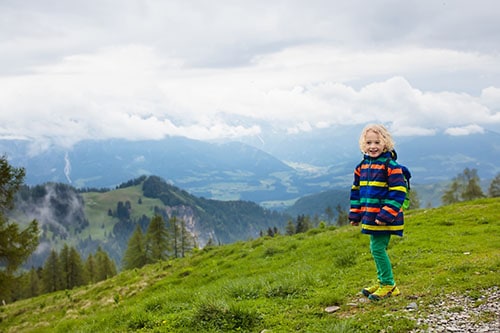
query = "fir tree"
xmin=461 ymin=168 xmax=484 ymax=201
xmin=178 ymin=218 xmax=194 ymax=258
xmin=95 ymin=246 xmax=117 ymax=282
xmin=66 ymin=246 xmax=86 ymax=288
xmin=145 ymin=215 xmax=170 ymax=262
xmin=335 ymin=204 xmax=349 ymax=226
xmin=85 ymin=253 xmax=97 ymax=284
xmin=295 ymin=215 xmax=310 ymax=234
xmin=0 ymin=155 xmax=39 ymax=302
xmin=489 ymin=173 xmax=500 ymax=197
xmin=442 ymin=179 xmax=461 ymax=205
xmin=285 ymin=220 xmax=295 ymax=235
xmin=122 ymin=224 xmax=147 ymax=270
xmin=408 ymin=189 xmax=421 ymax=210
xmin=42 ymin=249 xmax=62 ymax=293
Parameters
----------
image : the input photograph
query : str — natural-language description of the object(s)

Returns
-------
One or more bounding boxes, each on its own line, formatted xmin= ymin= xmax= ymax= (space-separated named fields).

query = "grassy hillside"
xmin=81 ymin=184 xmax=165 ymax=240
xmin=1 ymin=198 xmax=499 ymax=332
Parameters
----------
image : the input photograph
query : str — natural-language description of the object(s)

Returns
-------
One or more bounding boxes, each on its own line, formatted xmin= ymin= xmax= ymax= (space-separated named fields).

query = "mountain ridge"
xmin=13 ymin=176 xmax=290 ymax=269
xmin=2 ymin=129 xmax=498 ymax=207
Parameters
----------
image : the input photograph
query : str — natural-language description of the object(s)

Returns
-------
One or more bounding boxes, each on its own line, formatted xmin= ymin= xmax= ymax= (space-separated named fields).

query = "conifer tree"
xmin=171 ymin=216 xmax=180 ymax=258
xmin=442 ymin=179 xmax=461 ymax=205
xmin=66 ymin=246 xmax=86 ymax=288
xmin=95 ymin=246 xmax=117 ymax=282
xmin=442 ymin=168 xmax=484 ymax=205
xmin=145 ymin=215 xmax=170 ymax=262
xmin=489 ymin=173 xmax=500 ymax=197
xmin=285 ymin=220 xmax=295 ymax=235
xmin=295 ymin=214 xmax=310 ymax=233
xmin=325 ymin=206 xmax=334 ymax=224
xmin=59 ymin=244 xmax=71 ymax=289
xmin=408 ymin=189 xmax=421 ymax=210
xmin=85 ymin=253 xmax=97 ymax=284
xmin=178 ymin=218 xmax=194 ymax=258
xmin=42 ymin=249 xmax=62 ymax=293
xmin=0 ymin=156 xmax=39 ymax=302
xmin=461 ymin=168 xmax=484 ymax=201
xmin=28 ymin=266 xmax=41 ymax=298
xmin=335 ymin=204 xmax=349 ymax=226
xmin=122 ymin=224 xmax=147 ymax=270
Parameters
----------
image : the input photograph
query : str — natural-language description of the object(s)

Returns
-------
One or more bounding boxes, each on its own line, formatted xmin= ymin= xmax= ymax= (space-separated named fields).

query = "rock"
xmin=324 ymin=305 xmax=340 ymax=313
xmin=406 ymin=302 xmax=418 ymax=310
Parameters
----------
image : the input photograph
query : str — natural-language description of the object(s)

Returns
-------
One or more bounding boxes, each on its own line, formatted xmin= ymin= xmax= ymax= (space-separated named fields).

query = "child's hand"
xmin=350 ymin=221 xmax=359 ymax=226
xmin=375 ymin=219 xmax=386 ymax=226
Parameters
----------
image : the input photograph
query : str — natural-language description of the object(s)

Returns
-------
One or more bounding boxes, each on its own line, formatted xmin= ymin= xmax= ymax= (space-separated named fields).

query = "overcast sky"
xmin=1 ymin=0 xmax=499 ymax=151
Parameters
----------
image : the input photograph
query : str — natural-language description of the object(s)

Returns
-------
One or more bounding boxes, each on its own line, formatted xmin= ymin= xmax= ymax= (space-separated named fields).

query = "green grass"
xmin=81 ymin=185 xmax=165 ymax=240
xmin=1 ymin=198 xmax=499 ymax=332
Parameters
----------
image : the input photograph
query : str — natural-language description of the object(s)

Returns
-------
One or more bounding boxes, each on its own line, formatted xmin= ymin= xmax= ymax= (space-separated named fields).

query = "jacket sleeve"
xmin=376 ymin=162 xmax=407 ymax=224
xmin=348 ymin=165 xmax=362 ymax=222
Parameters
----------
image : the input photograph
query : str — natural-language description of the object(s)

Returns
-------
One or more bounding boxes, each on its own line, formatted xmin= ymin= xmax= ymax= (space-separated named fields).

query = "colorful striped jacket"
xmin=348 ymin=151 xmax=407 ymax=236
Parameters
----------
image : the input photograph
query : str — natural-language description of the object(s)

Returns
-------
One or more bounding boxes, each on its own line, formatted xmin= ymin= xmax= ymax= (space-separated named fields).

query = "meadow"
xmin=1 ymin=198 xmax=499 ymax=332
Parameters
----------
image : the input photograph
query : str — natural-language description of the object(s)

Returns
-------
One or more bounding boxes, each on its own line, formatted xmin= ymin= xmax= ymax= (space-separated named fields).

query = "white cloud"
xmin=445 ymin=124 xmax=485 ymax=136
xmin=1 ymin=1 xmax=500 ymax=150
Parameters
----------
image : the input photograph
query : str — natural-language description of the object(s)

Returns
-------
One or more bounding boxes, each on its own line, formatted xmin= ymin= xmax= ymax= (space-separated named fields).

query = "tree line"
xmin=13 ymin=245 xmax=117 ymax=302
xmin=442 ymin=168 xmax=500 ymax=204
xmin=122 ymin=215 xmax=197 ymax=270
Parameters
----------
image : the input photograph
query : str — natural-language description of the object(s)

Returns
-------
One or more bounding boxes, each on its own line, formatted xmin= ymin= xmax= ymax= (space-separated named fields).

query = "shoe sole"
xmin=361 ymin=289 xmax=373 ymax=297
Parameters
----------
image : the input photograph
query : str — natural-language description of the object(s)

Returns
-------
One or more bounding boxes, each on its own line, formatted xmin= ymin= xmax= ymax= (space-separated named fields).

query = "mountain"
xmin=12 ymin=176 xmax=289 ymax=269
xmin=1 ymin=128 xmax=498 ymax=207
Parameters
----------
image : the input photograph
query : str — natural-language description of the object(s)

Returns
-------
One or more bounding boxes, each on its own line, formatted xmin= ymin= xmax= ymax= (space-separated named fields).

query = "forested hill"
xmin=12 ymin=175 xmax=290 ymax=268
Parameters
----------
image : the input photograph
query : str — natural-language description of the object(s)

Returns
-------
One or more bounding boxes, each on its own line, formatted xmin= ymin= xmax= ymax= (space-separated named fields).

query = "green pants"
xmin=370 ymin=234 xmax=395 ymax=286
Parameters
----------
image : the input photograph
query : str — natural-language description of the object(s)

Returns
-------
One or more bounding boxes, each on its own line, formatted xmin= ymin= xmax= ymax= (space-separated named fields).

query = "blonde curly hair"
xmin=358 ymin=124 xmax=395 ymax=153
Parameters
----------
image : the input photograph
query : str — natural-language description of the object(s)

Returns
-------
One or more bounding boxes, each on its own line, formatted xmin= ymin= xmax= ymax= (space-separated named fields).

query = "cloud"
xmin=1 ymin=1 xmax=500 ymax=151
xmin=445 ymin=124 xmax=485 ymax=136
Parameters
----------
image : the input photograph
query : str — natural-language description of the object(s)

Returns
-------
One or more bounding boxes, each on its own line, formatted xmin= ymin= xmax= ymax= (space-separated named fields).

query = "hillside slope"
xmin=1 ymin=198 xmax=499 ymax=332
xmin=13 ymin=176 xmax=289 ymax=268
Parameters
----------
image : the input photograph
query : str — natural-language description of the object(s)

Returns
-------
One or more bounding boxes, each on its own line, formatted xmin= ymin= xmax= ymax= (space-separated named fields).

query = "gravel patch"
xmin=408 ymin=286 xmax=500 ymax=332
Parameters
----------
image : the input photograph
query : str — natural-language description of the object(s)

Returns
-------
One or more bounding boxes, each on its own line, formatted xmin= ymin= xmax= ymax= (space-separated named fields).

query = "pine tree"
xmin=95 ymin=246 xmax=117 ymax=282
xmin=461 ymin=168 xmax=484 ymax=201
xmin=145 ymin=215 xmax=170 ymax=262
xmin=178 ymin=218 xmax=194 ymax=258
xmin=442 ymin=168 xmax=484 ymax=205
xmin=0 ymin=156 xmax=39 ymax=302
xmin=85 ymin=253 xmax=97 ymax=284
xmin=171 ymin=216 xmax=180 ymax=258
xmin=59 ymin=244 xmax=71 ymax=290
xmin=325 ymin=206 xmax=334 ymax=224
xmin=295 ymin=215 xmax=310 ymax=233
xmin=122 ymin=224 xmax=147 ymax=270
xmin=66 ymin=246 xmax=86 ymax=288
xmin=335 ymin=204 xmax=349 ymax=226
xmin=42 ymin=249 xmax=62 ymax=293
xmin=28 ymin=266 xmax=41 ymax=298
xmin=285 ymin=220 xmax=295 ymax=235
xmin=408 ymin=189 xmax=421 ymax=210
xmin=442 ymin=179 xmax=461 ymax=205
xmin=489 ymin=173 xmax=500 ymax=197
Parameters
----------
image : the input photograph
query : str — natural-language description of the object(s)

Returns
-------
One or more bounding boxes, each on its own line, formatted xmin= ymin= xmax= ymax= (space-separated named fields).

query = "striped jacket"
xmin=348 ymin=151 xmax=406 ymax=236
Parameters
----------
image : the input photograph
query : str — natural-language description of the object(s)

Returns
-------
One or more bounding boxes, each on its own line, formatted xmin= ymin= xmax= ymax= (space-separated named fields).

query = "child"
xmin=349 ymin=124 xmax=406 ymax=301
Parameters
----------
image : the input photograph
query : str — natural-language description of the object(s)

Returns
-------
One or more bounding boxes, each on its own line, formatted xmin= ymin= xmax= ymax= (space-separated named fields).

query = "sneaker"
xmin=361 ymin=284 xmax=380 ymax=297
xmin=368 ymin=285 xmax=400 ymax=301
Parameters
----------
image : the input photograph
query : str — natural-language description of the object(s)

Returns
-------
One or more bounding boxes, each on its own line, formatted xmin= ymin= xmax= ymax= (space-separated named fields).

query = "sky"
xmin=1 ymin=0 xmax=500 ymax=153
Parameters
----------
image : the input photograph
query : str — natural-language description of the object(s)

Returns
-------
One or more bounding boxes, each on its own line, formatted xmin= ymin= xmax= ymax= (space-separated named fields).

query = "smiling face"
xmin=363 ymin=130 xmax=385 ymax=158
